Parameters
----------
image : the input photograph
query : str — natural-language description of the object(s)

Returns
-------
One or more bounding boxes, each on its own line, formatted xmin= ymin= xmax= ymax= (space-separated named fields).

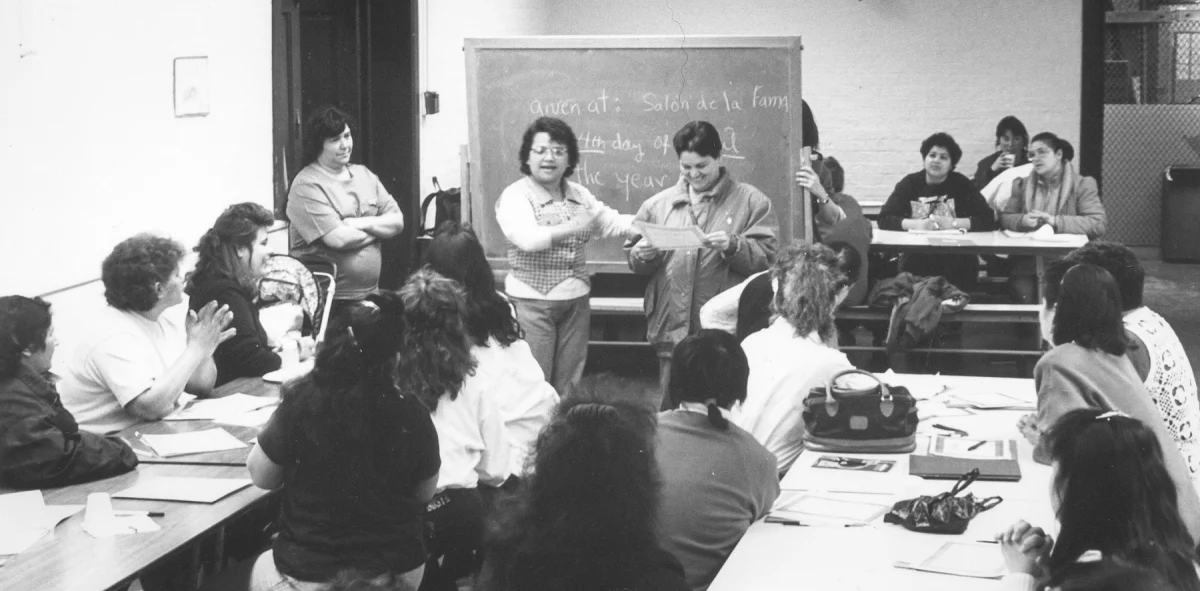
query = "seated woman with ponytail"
xmin=655 ymin=329 xmax=779 ymax=591
xmin=187 ymin=202 xmax=291 ymax=385
xmin=243 ymin=292 xmax=441 ymax=591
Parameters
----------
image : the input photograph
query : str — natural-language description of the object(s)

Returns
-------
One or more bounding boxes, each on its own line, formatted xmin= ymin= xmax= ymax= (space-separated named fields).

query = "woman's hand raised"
xmin=186 ymin=301 xmax=236 ymax=356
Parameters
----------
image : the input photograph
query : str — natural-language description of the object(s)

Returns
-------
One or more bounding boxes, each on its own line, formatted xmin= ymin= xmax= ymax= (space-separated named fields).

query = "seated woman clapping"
xmin=0 ymin=296 xmax=138 ymax=488
xmin=1020 ymin=260 xmax=1200 ymax=541
xmin=59 ymin=234 xmax=235 ymax=433
xmin=998 ymin=409 xmax=1200 ymax=591
xmin=422 ymin=222 xmax=558 ymax=478
xmin=478 ymin=376 xmax=689 ymax=591
xmin=656 ymin=329 xmax=779 ymax=591
xmin=731 ymin=242 xmax=857 ymax=474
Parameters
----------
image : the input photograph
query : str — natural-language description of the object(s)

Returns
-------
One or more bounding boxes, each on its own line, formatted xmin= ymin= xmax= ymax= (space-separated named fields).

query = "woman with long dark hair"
xmin=478 ymin=376 xmax=689 ymax=591
xmin=244 ymin=292 xmax=440 ymax=590
xmin=187 ymin=202 xmax=289 ymax=385
xmin=399 ymin=268 xmax=510 ymax=590
xmin=1018 ymin=261 xmax=1200 ymax=541
xmin=422 ymin=222 xmax=558 ymax=477
xmin=998 ymin=408 xmax=1200 ymax=590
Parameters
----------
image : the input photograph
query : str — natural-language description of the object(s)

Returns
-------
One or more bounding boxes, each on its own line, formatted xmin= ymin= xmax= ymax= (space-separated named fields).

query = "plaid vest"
xmin=508 ymin=190 xmax=591 ymax=294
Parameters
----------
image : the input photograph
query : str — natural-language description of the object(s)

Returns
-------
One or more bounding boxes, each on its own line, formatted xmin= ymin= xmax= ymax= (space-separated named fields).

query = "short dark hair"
xmin=1042 ymin=261 xmax=1127 ymax=356
xmin=1045 ymin=408 xmax=1200 ymax=590
xmin=673 ymin=121 xmax=722 ymax=159
xmin=1048 ymin=560 xmax=1171 ymax=591
xmin=518 ymin=117 xmax=580 ymax=178
xmin=668 ymin=330 xmax=749 ymax=429
xmin=1063 ymin=242 xmax=1144 ymax=311
xmin=327 ymin=569 xmax=418 ymax=591
xmin=827 ymin=241 xmax=862 ymax=293
xmin=1030 ymin=132 xmax=1076 ymax=162
xmin=919 ymin=132 xmax=962 ymax=168
xmin=0 ymin=296 xmax=52 ymax=380
xmin=802 ymin=99 xmax=820 ymax=148
xmin=102 ymin=234 xmax=187 ymax=312
xmin=303 ymin=106 xmax=354 ymax=165
xmin=824 ymin=156 xmax=845 ymax=193
xmin=995 ymin=116 xmax=1028 ymax=142
xmin=187 ymin=202 xmax=275 ymax=294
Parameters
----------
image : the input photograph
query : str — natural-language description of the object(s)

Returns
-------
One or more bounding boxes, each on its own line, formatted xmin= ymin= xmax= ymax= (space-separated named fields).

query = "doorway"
xmin=272 ymin=0 xmax=420 ymax=287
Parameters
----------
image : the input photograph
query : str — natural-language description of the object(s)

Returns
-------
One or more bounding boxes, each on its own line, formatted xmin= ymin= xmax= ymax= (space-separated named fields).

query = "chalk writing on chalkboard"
xmin=466 ymin=37 xmax=806 ymax=271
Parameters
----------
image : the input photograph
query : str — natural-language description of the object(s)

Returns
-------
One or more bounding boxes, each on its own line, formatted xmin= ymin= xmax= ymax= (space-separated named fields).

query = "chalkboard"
xmin=465 ymin=36 xmax=807 ymax=273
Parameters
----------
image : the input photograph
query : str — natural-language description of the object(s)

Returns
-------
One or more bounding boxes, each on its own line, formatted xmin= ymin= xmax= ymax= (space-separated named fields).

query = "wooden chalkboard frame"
xmin=464 ymin=35 xmax=808 ymax=273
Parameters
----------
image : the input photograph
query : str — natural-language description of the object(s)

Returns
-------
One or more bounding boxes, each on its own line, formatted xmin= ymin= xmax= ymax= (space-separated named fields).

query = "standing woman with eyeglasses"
xmin=495 ymin=117 xmax=636 ymax=397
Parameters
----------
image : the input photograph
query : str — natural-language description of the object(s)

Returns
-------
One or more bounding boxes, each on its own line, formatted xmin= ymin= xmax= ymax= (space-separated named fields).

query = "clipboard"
xmin=909 ymin=440 xmax=1022 ymax=482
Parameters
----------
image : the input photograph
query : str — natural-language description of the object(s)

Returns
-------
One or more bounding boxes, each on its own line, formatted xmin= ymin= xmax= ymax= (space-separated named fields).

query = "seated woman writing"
xmin=187 ymin=202 xmax=310 ymax=386
xmin=0 ymin=296 xmax=137 ymax=488
xmin=59 ymin=234 xmax=235 ymax=433
xmin=1019 ymin=260 xmax=1200 ymax=542
xmin=877 ymin=132 xmax=994 ymax=290
xmin=999 ymin=133 xmax=1106 ymax=303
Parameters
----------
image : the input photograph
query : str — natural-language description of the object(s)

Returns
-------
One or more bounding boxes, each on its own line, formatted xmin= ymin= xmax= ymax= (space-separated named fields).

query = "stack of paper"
xmin=164 ymin=393 xmax=277 ymax=421
xmin=895 ymin=542 xmax=1006 ymax=579
xmin=139 ymin=428 xmax=247 ymax=458
xmin=944 ymin=389 xmax=1035 ymax=411
xmin=0 ymin=491 xmax=83 ymax=555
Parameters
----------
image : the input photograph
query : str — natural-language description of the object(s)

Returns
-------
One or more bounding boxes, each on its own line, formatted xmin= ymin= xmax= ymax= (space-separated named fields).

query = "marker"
xmin=976 ymin=539 xmax=999 ymax=544
xmin=932 ymin=423 xmax=968 ymax=437
xmin=968 ymin=440 xmax=987 ymax=451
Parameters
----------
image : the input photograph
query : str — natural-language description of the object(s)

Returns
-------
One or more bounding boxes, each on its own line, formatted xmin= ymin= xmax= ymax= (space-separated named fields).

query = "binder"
xmin=908 ymin=440 xmax=1022 ymax=482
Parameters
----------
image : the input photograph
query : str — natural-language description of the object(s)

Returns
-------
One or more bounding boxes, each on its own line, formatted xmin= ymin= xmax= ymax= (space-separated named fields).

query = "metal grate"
xmin=1105 ymin=1 xmax=1200 ymax=245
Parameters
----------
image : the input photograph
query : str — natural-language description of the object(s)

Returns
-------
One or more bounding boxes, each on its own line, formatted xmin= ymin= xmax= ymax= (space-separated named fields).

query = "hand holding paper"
xmin=633 ymin=221 xmax=707 ymax=250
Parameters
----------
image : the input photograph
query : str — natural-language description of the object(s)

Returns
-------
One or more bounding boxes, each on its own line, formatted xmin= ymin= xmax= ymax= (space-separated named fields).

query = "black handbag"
xmin=884 ymin=469 xmax=1003 ymax=534
xmin=801 ymin=369 xmax=919 ymax=453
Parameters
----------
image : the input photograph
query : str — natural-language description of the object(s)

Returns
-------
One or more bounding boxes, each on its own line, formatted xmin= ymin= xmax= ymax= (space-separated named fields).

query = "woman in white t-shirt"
xmin=422 ymin=221 xmax=558 ymax=478
xmin=58 ymin=234 xmax=234 ymax=433
xmin=399 ymin=268 xmax=511 ymax=589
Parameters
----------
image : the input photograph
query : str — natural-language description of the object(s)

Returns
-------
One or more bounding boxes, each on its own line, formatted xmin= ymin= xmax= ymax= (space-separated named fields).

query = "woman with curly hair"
xmin=399 ymin=268 xmax=510 ymax=590
xmin=187 ymin=202 xmax=297 ymax=385
xmin=59 ymin=234 xmax=235 ymax=433
xmin=731 ymin=241 xmax=857 ymax=474
xmin=422 ymin=222 xmax=558 ymax=477
xmin=0 ymin=295 xmax=138 ymax=488
xmin=478 ymin=376 xmax=689 ymax=591
xmin=242 ymin=291 xmax=440 ymax=590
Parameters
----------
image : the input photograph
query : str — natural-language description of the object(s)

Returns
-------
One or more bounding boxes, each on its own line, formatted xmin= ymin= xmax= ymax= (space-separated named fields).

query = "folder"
xmin=908 ymin=440 xmax=1021 ymax=482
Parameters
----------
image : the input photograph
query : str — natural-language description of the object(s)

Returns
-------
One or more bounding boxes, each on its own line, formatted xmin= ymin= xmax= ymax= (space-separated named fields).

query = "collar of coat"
xmin=670 ymin=167 xmax=734 ymax=207
xmin=14 ymin=364 xmax=58 ymax=400
xmin=526 ymin=176 xmax=584 ymax=206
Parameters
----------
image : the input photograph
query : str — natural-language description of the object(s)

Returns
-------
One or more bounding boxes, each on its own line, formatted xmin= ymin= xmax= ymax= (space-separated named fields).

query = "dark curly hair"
xmin=102 ymin=234 xmax=187 ymax=312
xmin=397 ymin=268 xmax=477 ymax=411
xmin=771 ymin=241 xmax=846 ymax=343
xmin=1063 ymin=241 xmax=1145 ymax=311
xmin=280 ymin=291 xmax=412 ymax=491
xmin=673 ymin=120 xmax=722 ymax=158
xmin=303 ymin=105 xmax=355 ymax=166
xmin=0 ymin=296 xmax=52 ymax=380
xmin=187 ymin=202 xmax=274 ymax=294
xmin=479 ymin=375 xmax=662 ymax=591
xmin=919 ymin=132 xmax=963 ymax=168
xmin=1042 ymin=261 xmax=1127 ymax=356
xmin=518 ymin=117 xmax=579 ymax=179
xmin=421 ymin=222 xmax=521 ymax=347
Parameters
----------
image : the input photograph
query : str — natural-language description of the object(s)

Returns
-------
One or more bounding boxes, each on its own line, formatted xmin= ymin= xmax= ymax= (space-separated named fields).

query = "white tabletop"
xmin=709 ymin=373 xmax=1052 ymax=591
xmin=871 ymin=229 xmax=1086 ymax=257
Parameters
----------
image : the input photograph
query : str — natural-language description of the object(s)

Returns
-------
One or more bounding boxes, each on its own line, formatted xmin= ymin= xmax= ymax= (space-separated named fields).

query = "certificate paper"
xmin=633 ymin=221 xmax=707 ymax=250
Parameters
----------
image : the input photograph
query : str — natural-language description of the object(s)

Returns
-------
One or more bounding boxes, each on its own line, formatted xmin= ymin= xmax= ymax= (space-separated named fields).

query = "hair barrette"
xmin=1095 ymin=410 xmax=1129 ymax=421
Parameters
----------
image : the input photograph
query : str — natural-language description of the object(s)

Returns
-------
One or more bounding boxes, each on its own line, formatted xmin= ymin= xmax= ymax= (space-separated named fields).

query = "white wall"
xmin=511 ymin=0 xmax=1081 ymax=205
xmin=1 ymin=0 xmax=274 ymax=296
xmin=417 ymin=0 xmax=550 ymax=226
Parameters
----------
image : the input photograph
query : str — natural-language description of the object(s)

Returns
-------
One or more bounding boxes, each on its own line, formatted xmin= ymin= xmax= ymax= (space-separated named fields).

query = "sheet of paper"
xmin=916 ymin=399 xmax=973 ymax=420
xmin=929 ymin=437 xmax=1013 ymax=460
xmin=113 ymin=477 xmax=253 ymax=504
xmin=139 ymin=428 xmax=247 ymax=458
xmin=895 ymin=542 xmax=1006 ymax=579
xmin=944 ymin=389 xmax=1035 ymax=410
xmin=927 ymin=236 xmax=976 ymax=247
xmin=263 ymin=359 xmax=314 ymax=384
xmin=40 ymin=504 xmax=84 ymax=529
xmin=214 ymin=404 xmax=279 ymax=428
xmin=906 ymin=228 xmax=967 ymax=235
xmin=164 ymin=393 xmax=277 ymax=421
xmin=82 ymin=514 xmax=161 ymax=538
xmin=633 ymin=221 xmax=707 ymax=250
xmin=770 ymin=493 xmax=890 ymax=523
xmin=0 ymin=491 xmax=48 ymax=555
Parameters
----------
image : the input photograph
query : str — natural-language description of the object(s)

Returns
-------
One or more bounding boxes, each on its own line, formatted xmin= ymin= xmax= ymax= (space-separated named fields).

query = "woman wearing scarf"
xmin=999 ymin=132 xmax=1107 ymax=304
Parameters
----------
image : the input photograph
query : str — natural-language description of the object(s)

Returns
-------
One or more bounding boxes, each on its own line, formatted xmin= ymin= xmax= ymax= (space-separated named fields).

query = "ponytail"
xmin=705 ymin=399 xmax=728 ymax=430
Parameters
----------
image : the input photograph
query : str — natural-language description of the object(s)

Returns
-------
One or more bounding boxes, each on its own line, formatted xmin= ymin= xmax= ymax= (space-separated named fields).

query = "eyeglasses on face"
xmin=531 ymin=146 xmax=568 ymax=157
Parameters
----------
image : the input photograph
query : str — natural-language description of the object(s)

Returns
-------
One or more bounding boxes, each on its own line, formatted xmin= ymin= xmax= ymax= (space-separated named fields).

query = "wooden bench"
xmin=835 ymin=303 xmax=1043 ymax=357
xmin=589 ymin=297 xmax=650 ymax=347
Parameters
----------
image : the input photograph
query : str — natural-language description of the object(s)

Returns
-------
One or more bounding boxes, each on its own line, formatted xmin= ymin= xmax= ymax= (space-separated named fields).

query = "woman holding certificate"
xmin=626 ymin=121 xmax=779 ymax=408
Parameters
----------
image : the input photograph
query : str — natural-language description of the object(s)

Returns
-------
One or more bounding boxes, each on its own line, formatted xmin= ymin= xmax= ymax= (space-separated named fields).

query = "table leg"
xmin=1035 ymin=255 xmax=1044 ymax=301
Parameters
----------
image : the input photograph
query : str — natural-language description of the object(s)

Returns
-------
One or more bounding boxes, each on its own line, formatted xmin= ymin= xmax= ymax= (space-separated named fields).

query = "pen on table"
xmin=932 ymin=423 xmax=969 ymax=437
xmin=767 ymin=519 xmax=868 ymax=528
xmin=114 ymin=510 xmax=165 ymax=517
xmin=968 ymin=440 xmax=987 ymax=451
xmin=977 ymin=539 xmax=1000 ymax=544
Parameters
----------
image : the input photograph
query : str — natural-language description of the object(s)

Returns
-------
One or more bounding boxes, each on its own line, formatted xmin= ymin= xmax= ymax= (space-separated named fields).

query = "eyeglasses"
xmin=531 ymin=146 xmax=568 ymax=158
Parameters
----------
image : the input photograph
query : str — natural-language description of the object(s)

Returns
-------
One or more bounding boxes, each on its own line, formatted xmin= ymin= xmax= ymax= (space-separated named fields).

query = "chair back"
xmin=258 ymin=255 xmax=336 ymax=341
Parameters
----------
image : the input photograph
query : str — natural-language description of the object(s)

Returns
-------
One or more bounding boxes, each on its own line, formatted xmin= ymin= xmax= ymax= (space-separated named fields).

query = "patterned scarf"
xmin=1022 ymin=160 xmax=1077 ymax=215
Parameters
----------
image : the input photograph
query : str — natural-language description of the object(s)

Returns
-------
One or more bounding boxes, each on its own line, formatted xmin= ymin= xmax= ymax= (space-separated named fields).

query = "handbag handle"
xmin=823 ymin=369 xmax=892 ymax=417
xmin=946 ymin=468 xmax=980 ymax=498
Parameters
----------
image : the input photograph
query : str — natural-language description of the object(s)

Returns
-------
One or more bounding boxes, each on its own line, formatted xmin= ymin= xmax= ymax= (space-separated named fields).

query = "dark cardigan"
xmin=188 ymin=275 xmax=282 ymax=385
